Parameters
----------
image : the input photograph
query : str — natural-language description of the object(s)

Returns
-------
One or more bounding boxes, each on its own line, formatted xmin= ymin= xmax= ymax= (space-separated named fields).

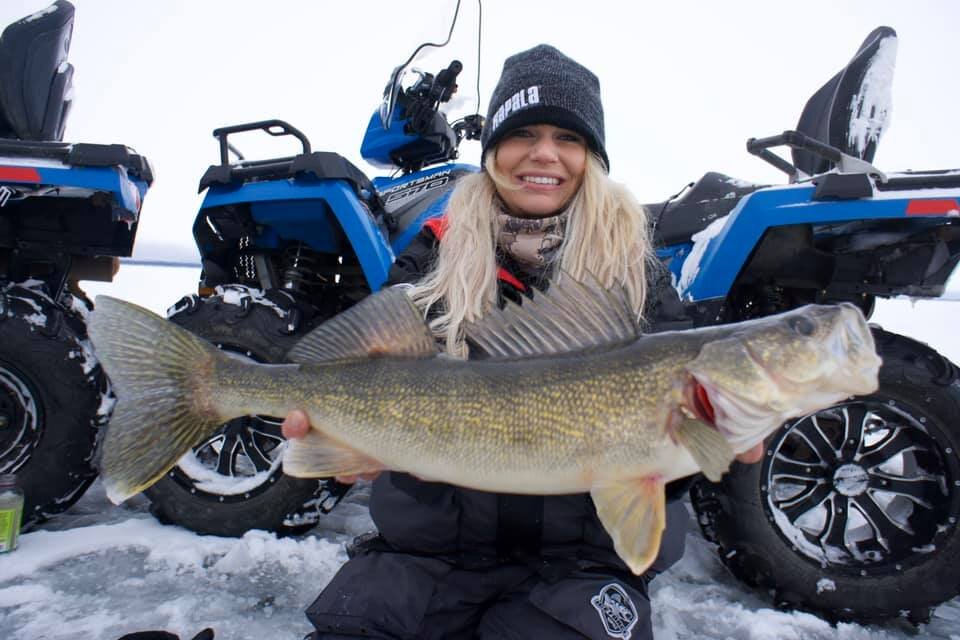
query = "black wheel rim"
xmin=763 ymin=398 xmax=960 ymax=571
xmin=166 ymin=343 xmax=289 ymax=504
xmin=0 ymin=362 xmax=41 ymax=473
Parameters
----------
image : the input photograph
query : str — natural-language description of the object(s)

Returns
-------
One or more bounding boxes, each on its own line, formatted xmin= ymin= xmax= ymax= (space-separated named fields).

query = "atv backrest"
xmin=793 ymin=26 xmax=897 ymax=177
xmin=0 ymin=0 xmax=75 ymax=141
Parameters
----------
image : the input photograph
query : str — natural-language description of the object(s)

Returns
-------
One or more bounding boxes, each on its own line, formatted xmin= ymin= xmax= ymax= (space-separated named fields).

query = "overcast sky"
xmin=2 ymin=0 xmax=960 ymax=256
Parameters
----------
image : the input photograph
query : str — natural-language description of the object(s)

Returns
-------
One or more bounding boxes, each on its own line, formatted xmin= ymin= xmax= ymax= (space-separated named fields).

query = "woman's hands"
xmin=735 ymin=443 xmax=765 ymax=464
xmin=281 ymin=409 xmax=381 ymax=484
xmin=280 ymin=408 xmax=311 ymax=440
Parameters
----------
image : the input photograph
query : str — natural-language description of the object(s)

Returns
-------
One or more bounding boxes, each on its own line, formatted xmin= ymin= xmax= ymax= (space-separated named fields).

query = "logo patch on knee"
xmin=590 ymin=582 xmax=638 ymax=639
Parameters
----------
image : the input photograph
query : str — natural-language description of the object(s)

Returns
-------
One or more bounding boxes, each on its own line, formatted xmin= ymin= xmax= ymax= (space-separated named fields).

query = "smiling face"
xmin=493 ymin=124 xmax=588 ymax=218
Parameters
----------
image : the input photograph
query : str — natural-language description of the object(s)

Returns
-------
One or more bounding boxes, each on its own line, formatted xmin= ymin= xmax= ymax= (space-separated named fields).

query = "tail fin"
xmin=88 ymin=296 xmax=227 ymax=504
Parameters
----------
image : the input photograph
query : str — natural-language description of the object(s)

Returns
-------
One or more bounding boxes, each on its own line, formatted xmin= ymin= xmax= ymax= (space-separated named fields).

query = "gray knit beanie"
xmin=481 ymin=44 xmax=608 ymax=170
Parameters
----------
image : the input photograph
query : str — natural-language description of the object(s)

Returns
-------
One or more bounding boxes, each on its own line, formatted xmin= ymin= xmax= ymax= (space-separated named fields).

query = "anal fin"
xmin=675 ymin=418 xmax=735 ymax=482
xmin=282 ymin=429 xmax=382 ymax=479
xmin=591 ymin=477 xmax=666 ymax=576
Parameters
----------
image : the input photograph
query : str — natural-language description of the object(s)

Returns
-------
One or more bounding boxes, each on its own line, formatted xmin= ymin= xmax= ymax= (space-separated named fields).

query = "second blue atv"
xmin=145 ymin=54 xmax=481 ymax=537
xmin=0 ymin=1 xmax=153 ymax=528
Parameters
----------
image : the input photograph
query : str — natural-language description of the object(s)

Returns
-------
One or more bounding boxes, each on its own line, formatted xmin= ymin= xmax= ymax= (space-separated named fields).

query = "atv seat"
xmin=792 ymin=26 xmax=896 ymax=177
xmin=650 ymin=172 xmax=764 ymax=246
xmin=0 ymin=0 xmax=75 ymax=142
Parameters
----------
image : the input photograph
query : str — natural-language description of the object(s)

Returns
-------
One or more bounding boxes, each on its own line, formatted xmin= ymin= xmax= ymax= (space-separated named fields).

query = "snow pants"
xmin=305 ymin=551 xmax=653 ymax=640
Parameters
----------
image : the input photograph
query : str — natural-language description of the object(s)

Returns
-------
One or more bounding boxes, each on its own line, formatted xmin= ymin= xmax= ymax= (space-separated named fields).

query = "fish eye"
xmin=788 ymin=316 xmax=816 ymax=336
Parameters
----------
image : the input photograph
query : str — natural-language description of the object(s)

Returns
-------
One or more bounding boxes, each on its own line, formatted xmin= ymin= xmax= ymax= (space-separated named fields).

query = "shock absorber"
xmin=758 ymin=285 xmax=787 ymax=315
xmin=281 ymin=242 xmax=324 ymax=297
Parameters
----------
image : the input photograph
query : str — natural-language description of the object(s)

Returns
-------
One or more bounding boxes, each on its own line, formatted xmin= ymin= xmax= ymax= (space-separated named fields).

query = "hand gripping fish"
xmin=88 ymin=275 xmax=881 ymax=576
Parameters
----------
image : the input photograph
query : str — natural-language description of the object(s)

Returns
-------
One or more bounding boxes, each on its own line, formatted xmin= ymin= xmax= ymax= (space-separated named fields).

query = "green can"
xmin=0 ymin=474 xmax=24 ymax=553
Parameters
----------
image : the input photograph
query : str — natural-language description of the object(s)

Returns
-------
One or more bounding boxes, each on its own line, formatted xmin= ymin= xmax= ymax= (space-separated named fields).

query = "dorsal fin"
xmin=287 ymin=286 xmax=437 ymax=364
xmin=464 ymin=271 xmax=639 ymax=359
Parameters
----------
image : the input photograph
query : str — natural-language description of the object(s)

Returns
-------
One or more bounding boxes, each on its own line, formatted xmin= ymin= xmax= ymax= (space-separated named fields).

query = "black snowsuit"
xmin=305 ymin=225 xmax=694 ymax=640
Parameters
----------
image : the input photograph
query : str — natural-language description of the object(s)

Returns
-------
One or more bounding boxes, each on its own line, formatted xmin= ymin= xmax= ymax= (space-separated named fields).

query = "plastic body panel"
xmin=668 ymin=181 xmax=960 ymax=302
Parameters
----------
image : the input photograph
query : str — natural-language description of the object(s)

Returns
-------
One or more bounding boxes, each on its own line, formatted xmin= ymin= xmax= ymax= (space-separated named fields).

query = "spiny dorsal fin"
xmin=464 ymin=271 xmax=639 ymax=359
xmin=287 ymin=286 xmax=437 ymax=365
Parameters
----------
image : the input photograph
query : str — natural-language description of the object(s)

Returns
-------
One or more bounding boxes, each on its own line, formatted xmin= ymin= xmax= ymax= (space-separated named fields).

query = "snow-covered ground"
xmin=1 ymin=479 xmax=372 ymax=640
xmin=3 ymin=479 xmax=958 ymax=640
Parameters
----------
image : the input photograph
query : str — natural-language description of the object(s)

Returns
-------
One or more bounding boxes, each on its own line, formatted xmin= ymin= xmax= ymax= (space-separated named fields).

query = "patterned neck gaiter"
xmin=496 ymin=210 xmax=568 ymax=267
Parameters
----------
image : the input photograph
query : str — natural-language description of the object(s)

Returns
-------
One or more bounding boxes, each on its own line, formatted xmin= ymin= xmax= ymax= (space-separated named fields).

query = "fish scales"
xmin=208 ymin=333 xmax=704 ymax=489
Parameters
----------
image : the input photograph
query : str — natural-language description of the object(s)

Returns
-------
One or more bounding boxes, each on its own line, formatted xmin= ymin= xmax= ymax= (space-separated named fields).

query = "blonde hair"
xmin=409 ymin=150 xmax=655 ymax=357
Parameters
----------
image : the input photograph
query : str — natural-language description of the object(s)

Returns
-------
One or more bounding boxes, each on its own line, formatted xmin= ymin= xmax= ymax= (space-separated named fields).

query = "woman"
xmin=285 ymin=44 xmax=761 ymax=640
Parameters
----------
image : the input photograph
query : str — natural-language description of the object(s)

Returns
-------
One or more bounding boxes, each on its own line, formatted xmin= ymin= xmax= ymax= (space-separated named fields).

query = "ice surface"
xmin=3 ymin=480 xmax=368 ymax=640
xmin=4 ymin=480 xmax=957 ymax=640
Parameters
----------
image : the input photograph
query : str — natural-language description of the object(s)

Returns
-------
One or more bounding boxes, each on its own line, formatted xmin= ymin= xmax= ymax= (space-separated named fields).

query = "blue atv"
xmin=656 ymin=27 xmax=960 ymax=623
xmin=0 ymin=1 xmax=153 ymax=527
xmin=148 ymin=55 xmax=481 ymax=536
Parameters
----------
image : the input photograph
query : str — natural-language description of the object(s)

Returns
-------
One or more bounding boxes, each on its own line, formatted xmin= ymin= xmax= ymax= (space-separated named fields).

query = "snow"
xmin=724 ymin=177 xmax=760 ymax=190
xmin=3 ymin=480 xmax=372 ymax=640
xmin=817 ymin=578 xmax=837 ymax=594
xmin=167 ymin=285 xmax=288 ymax=322
xmin=176 ymin=449 xmax=282 ymax=496
xmin=22 ymin=3 xmax=56 ymax=23
xmin=4 ymin=286 xmax=46 ymax=328
xmin=1 ymin=478 xmax=956 ymax=640
xmin=677 ymin=214 xmax=731 ymax=299
xmin=848 ymin=37 xmax=897 ymax=158
xmin=772 ymin=504 xmax=839 ymax=567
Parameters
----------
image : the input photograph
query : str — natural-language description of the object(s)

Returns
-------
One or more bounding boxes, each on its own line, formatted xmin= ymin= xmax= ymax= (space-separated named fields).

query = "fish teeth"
xmin=522 ymin=176 xmax=560 ymax=185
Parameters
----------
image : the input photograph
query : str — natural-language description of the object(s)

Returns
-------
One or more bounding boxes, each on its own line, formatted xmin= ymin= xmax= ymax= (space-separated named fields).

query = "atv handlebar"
xmin=433 ymin=60 xmax=462 ymax=104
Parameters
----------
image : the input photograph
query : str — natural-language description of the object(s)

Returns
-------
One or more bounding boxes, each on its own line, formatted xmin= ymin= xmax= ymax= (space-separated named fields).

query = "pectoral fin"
xmin=675 ymin=417 xmax=736 ymax=482
xmin=282 ymin=429 xmax=382 ymax=478
xmin=590 ymin=477 xmax=666 ymax=576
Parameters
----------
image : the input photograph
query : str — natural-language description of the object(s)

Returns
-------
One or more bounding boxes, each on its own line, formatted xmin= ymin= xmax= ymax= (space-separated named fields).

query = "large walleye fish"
xmin=88 ymin=275 xmax=880 ymax=575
